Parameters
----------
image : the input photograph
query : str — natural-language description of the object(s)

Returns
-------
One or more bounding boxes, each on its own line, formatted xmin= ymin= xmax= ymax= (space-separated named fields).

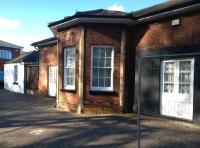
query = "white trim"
xmin=48 ymin=66 xmax=57 ymax=97
xmin=90 ymin=45 xmax=114 ymax=92
xmin=160 ymin=58 xmax=194 ymax=120
xmin=64 ymin=47 xmax=76 ymax=90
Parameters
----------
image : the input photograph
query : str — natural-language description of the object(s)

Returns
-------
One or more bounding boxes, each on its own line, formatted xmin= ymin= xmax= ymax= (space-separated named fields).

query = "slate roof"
xmin=48 ymin=9 xmax=131 ymax=27
xmin=7 ymin=50 xmax=38 ymax=64
xmin=31 ymin=37 xmax=57 ymax=47
xmin=0 ymin=40 xmax=23 ymax=49
xmin=132 ymin=0 xmax=200 ymax=18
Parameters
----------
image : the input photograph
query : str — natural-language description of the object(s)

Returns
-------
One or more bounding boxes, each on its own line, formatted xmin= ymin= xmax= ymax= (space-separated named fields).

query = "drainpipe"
xmin=56 ymin=36 xmax=59 ymax=107
xmin=33 ymin=46 xmax=39 ymax=95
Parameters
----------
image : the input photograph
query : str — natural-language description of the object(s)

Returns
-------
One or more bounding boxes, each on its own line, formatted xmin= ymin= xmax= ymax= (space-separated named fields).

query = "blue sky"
xmin=0 ymin=0 xmax=166 ymax=51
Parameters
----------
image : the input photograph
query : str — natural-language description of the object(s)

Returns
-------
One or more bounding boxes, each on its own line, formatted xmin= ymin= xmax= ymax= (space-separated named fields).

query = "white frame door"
xmin=160 ymin=58 xmax=194 ymax=120
xmin=48 ymin=66 xmax=57 ymax=97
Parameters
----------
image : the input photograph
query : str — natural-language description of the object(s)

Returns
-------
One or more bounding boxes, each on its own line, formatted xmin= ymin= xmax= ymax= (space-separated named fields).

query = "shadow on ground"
xmin=0 ymin=90 xmax=200 ymax=148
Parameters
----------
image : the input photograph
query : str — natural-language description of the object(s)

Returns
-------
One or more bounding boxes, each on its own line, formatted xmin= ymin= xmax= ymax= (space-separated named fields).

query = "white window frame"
xmin=161 ymin=58 xmax=194 ymax=96
xmin=64 ymin=47 xmax=76 ymax=90
xmin=90 ymin=45 xmax=114 ymax=91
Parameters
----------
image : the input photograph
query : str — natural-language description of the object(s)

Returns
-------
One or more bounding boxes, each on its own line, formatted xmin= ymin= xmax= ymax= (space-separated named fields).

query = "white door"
xmin=48 ymin=66 xmax=57 ymax=97
xmin=160 ymin=59 xmax=194 ymax=120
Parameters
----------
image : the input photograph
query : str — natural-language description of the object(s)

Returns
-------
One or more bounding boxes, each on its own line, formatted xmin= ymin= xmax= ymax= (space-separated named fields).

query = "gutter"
xmin=33 ymin=40 xmax=57 ymax=48
xmin=50 ymin=17 xmax=134 ymax=34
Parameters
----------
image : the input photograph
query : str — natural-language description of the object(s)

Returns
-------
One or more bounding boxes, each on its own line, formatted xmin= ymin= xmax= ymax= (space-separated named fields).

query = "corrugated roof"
xmin=0 ymin=40 xmax=23 ymax=49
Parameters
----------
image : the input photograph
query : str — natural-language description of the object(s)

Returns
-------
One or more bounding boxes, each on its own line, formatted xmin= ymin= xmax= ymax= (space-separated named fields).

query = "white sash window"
xmin=64 ymin=47 xmax=76 ymax=90
xmin=91 ymin=46 xmax=114 ymax=91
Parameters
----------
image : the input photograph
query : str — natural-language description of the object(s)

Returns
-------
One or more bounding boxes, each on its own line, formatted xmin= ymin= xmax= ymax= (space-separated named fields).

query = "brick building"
xmin=0 ymin=40 xmax=23 ymax=85
xmin=32 ymin=0 xmax=200 ymax=121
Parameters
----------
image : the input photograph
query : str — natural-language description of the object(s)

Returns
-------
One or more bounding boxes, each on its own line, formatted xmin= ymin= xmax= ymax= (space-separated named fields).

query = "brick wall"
xmin=132 ymin=12 xmax=200 ymax=115
xmin=133 ymin=12 xmax=200 ymax=52
xmin=38 ymin=44 xmax=57 ymax=95
xmin=84 ymin=24 xmax=122 ymax=113
xmin=57 ymin=27 xmax=81 ymax=112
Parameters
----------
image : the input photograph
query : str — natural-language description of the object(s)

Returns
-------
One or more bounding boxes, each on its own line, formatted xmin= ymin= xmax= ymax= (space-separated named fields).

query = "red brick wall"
xmin=133 ymin=12 xmax=200 ymax=51
xmin=0 ymin=47 xmax=20 ymax=71
xmin=84 ymin=24 xmax=122 ymax=113
xmin=38 ymin=44 xmax=57 ymax=95
xmin=131 ymin=12 xmax=200 ymax=114
xmin=57 ymin=27 xmax=81 ymax=112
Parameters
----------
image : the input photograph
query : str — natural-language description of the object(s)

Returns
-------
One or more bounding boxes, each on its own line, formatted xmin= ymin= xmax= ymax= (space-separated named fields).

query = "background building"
xmin=0 ymin=40 xmax=23 ymax=88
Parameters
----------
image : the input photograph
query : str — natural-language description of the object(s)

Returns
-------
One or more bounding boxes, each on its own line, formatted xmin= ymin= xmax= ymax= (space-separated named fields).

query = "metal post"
xmin=137 ymin=57 xmax=142 ymax=148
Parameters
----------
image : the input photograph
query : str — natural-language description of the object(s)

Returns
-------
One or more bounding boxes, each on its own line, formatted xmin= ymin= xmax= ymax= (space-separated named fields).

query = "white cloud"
xmin=0 ymin=17 xmax=21 ymax=29
xmin=108 ymin=3 xmax=125 ymax=11
xmin=0 ymin=33 xmax=50 ymax=52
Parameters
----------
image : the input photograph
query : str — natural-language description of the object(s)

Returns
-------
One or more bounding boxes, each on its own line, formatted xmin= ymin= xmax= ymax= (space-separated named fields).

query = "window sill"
xmin=13 ymin=82 xmax=18 ymax=85
xmin=61 ymin=88 xmax=76 ymax=93
xmin=89 ymin=90 xmax=116 ymax=96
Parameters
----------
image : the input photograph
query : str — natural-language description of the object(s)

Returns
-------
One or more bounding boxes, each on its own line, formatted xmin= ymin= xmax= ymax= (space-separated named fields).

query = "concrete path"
xmin=0 ymin=89 xmax=199 ymax=148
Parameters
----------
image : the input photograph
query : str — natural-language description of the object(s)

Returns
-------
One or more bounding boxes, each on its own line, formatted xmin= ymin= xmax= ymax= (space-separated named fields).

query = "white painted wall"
xmin=4 ymin=63 xmax=25 ymax=93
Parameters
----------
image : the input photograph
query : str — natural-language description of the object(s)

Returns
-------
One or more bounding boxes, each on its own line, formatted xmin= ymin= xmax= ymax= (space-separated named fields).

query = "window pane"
xmin=179 ymin=73 xmax=190 ymax=83
xmin=92 ymin=78 xmax=98 ymax=87
xmin=106 ymin=48 xmax=112 ymax=57
xmin=164 ymin=73 xmax=174 ymax=82
xmin=67 ymin=77 xmax=71 ymax=85
xmin=99 ymin=68 xmax=105 ymax=77
xmin=164 ymin=83 xmax=174 ymax=93
xmin=99 ymin=48 xmax=105 ymax=57
xmin=93 ymin=48 xmax=99 ymax=58
xmin=180 ymin=61 xmax=191 ymax=72
xmin=93 ymin=68 xmax=98 ymax=77
xmin=105 ymin=78 xmax=111 ymax=87
xmin=66 ymin=58 xmax=75 ymax=67
xmin=14 ymin=65 xmax=18 ymax=82
xmin=93 ymin=58 xmax=98 ymax=67
xmin=99 ymin=78 xmax=104 ymax=87
xmin=69 ymin=68 xmax=75 ymax=76
xmin=9 ymin=52 xmax=12 ymax=59
xmin=99 ymin=58 xmax=105 ymax=67
xmin=105 ymin=69 xmax=111 ymax=77
xmin=66 ymin=68 xmax=69 ymax=76
xmin=179 ymin=84 xmax=190 ymax=94
xmin=105 ymin=58 xmax=111 ymax=67
xmin=165 ymin=62 xmax=175 ymax=72
xmin=67 ymin=77 xmax=74 ymax=85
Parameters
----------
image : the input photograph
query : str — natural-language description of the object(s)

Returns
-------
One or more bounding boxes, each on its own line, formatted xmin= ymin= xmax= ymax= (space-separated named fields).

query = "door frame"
xmin=48 ymin=66 xmax=57 ymax=97
xmin=160 ymin=58 xmax=194 ymax=120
